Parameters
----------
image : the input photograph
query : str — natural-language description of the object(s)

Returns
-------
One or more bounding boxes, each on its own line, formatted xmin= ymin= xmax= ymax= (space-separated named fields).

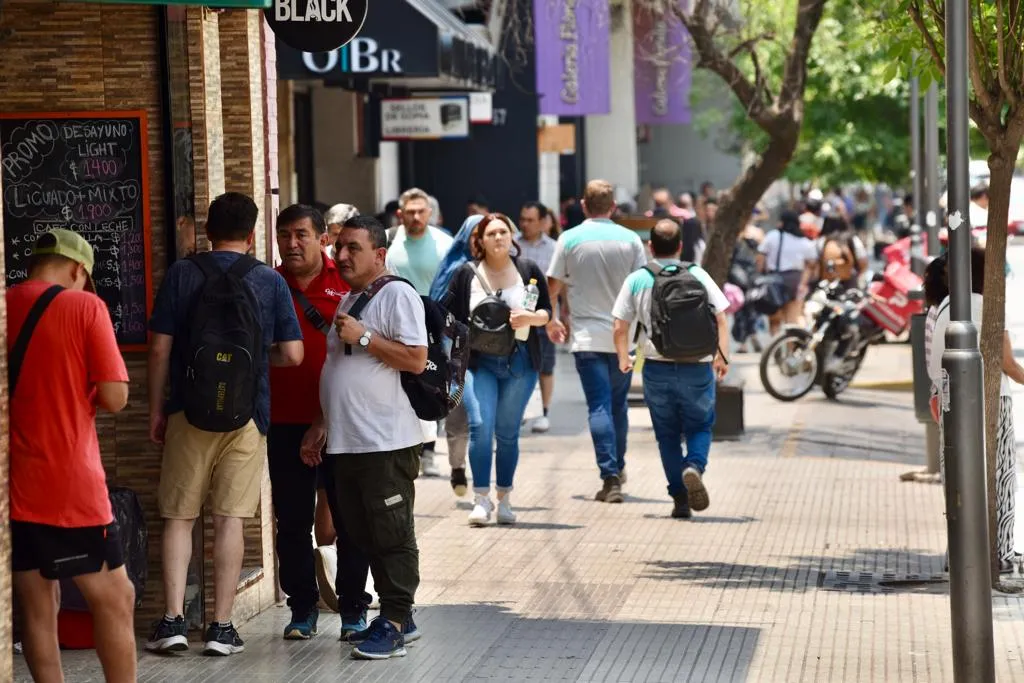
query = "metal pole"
xmin=924 ymin=81 xmax=941 ymax=254
xmin=942 ymin=0 xmax=995 ymax=678
xmin=909 ymin=76 xmax=924 ymax=275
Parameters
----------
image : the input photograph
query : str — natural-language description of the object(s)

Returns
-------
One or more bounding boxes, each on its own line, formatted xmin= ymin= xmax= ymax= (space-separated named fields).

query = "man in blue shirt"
xmin=146 ymin=192 xmax=304 ymax=657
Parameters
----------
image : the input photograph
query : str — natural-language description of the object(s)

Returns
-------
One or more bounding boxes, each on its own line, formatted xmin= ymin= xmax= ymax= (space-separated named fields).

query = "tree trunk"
xmin=703 ymin=126 xmax=801 ymax=285
xmin=980 ymin=149 xmax=1016 ymax=584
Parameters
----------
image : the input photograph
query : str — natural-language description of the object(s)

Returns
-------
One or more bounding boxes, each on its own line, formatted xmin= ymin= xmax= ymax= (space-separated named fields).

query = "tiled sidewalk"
xmin=19 ymin=353 xmax=1024 ymax=682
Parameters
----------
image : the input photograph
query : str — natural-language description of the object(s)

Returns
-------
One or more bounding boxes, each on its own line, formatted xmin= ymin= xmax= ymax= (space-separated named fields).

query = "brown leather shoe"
xmin=595 ymin=476 xmax=623 ymax=503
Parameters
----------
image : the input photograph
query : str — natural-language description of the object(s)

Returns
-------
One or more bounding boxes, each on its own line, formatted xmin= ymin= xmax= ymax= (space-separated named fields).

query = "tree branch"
xmin=778 ymin=0 xmax=828 ymax=106
xmin=674 ymin=0 xmax=773 ymax=126
xmin=908 ymin=0 xmax=946 ymax=76
xmin=996 ymin=0 xmax=1020 ymax=108
xmin=727 ymin=32 xmax=775 ymax=60
xmin=967 ymin=21 xmax=997 ymax=113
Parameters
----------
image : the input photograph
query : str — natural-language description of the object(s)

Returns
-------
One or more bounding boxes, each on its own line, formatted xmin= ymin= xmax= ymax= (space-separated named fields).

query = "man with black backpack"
xmin=146 ymin=193 xmax=304 ymax=657
xmin=612 ymin=219 xmax=730 ymax=519
xmin=300 ymin=214 xmax=431 ymax=660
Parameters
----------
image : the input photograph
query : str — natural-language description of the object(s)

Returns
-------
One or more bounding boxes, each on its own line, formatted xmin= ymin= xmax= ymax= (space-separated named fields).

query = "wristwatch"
xmin=358 ymin=329 xmax=373 ymax=348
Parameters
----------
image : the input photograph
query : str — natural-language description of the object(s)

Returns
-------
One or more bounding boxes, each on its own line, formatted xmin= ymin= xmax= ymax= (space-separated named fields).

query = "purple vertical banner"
xmin=534 ymin=0 xmax=611 ymax=116
xmin=633 ymin=0 xmax=692 ymax=125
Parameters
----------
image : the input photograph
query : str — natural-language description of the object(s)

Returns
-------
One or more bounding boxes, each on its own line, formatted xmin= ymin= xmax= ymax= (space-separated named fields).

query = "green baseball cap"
xmin=32 ymin=229 xmax=96 ymax=290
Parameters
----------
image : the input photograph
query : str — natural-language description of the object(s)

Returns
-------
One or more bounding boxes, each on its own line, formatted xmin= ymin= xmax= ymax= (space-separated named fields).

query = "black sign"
xmin=265 ymin=0 xmax=368 ymax=53
xmin=0 ymin=112 xmax=152 ymax=347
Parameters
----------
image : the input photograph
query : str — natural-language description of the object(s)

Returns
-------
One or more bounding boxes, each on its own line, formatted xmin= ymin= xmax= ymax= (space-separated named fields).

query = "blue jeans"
xmin=467 ymin=344 xmax=538 ymax=492
xmin=642 ymin=361 xmax=716 ymax=497
xmin=573 ymin=352 xmax=632 ymax=480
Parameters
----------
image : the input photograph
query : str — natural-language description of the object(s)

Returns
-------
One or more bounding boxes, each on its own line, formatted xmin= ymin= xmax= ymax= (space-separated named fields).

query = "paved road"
xmin=18 ymin=349 xmax=1024 ymax=682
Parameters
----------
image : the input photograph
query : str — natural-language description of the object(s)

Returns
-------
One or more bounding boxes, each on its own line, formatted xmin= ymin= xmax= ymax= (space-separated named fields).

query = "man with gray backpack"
xmin=612 ymin=219 xmax=730 ymax=519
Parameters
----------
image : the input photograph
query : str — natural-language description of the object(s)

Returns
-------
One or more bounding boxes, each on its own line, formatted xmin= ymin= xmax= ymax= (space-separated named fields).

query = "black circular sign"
xmin=265 ymin=0 xmax=369 ymax=53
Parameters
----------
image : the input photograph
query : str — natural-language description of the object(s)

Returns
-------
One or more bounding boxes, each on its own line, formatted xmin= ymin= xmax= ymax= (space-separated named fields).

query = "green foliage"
xmin=689 ymin=1 xmax=917 ymax=187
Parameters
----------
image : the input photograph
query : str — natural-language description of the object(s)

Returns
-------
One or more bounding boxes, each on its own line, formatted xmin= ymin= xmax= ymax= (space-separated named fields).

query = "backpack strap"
xmin=226 ymin=253 xmax=260 ymax=279
xmin=775 ymin=230 xmax=785 ymax=272
xmin=468 ymin=262 xmax=497 ymax=295
xmin=343 ymin=274 xmax=412 ymax=355
xmin=290 ymin=287 xmax=330 ymax=335
xmin=189 ymin=251 xmax=220 ymax=279
xmin=9 ymin=285 xmax=63 ymax=397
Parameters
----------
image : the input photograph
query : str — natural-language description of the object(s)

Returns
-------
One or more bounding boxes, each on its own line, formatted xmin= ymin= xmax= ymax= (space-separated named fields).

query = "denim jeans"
xmin=573 ymin=352 xmax=632 ymax=480
xmin=467 ymin=343 xmax=538 ymax=492
xmin=642 ymin=361 xmax=716 ymax=497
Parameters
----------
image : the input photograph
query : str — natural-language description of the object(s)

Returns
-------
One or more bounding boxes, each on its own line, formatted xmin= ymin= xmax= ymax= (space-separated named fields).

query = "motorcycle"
xmin=758 ymin=260 xmax=923 ymax=401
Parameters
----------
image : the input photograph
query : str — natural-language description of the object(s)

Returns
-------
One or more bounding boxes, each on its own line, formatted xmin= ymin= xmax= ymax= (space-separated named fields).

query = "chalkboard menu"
xmin=0 ymin=111 xmax=152 ymax=349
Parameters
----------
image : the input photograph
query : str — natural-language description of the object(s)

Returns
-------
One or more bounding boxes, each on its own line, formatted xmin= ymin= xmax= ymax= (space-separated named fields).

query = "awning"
xmin=276 ymin=0 xmax=496 ymax=91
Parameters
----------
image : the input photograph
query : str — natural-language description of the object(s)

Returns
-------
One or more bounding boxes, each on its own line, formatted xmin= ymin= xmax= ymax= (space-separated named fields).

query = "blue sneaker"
xmin=339 ymin=608 xmax=368 ymax=642
xmin=351 ymin=617 xmax=406 ymax=660
xmin=403 ymin=612 xmax=420 ymax=643
xmin=283 ymin=607 xmax=318 ymax=640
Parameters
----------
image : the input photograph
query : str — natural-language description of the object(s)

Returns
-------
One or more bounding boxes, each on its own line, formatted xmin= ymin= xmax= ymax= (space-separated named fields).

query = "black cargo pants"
xmin=331 ymin=444 xmax=421 ymax=626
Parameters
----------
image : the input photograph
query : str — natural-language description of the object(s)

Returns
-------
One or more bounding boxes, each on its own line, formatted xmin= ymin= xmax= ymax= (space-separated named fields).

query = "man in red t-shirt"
xmin=7 ymin=229 xmax=135 ymax=682
xmin=269 ymin=204 xmax=372 ymax=641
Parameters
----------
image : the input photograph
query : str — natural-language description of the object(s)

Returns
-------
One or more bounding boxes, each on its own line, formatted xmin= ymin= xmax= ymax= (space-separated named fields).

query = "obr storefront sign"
xmin=265 ymin=0 xmax=368 ymax=52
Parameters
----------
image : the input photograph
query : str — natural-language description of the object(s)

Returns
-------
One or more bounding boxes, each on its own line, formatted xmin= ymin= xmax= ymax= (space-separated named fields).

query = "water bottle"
xmin=516 ymin=278 xmax=540 ymax=341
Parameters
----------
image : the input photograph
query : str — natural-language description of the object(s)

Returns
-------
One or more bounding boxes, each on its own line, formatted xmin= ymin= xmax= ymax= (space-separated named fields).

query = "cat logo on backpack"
xmin=184 ymin=253 xmax=264 ymax=433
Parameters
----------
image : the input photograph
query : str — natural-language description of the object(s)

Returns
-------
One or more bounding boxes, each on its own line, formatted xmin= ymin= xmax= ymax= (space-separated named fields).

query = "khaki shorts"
xmin=158 ymin=412 xmax=265 ymax=519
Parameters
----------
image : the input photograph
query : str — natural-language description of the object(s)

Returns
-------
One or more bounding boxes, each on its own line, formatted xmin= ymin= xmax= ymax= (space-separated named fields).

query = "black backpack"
xmin=183 ymin=252 xmax=263 ymax=432
xmin=466 ymin=263 xmax=516 ymax=356
xmin=347 ymin=276 xmax=469 ymax=421
xmin=640 ymin=261 xmax=721 ymax=362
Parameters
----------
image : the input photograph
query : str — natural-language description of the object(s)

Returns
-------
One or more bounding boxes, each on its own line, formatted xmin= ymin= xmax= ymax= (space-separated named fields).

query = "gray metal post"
xmin=910 ymin=76 xmax=922 ymax=220
xmin=942 ymin=0 xmax=996 ymax=678
xmin=926 ymin=421 xmax=940 ymax=474
xmin=909 ymin=76 xmax=924 ymax=275
xmin=924 ymin=81 xmax=941 ymax=254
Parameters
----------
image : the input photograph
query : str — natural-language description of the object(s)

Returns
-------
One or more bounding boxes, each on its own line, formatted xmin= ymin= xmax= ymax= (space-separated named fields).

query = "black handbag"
xmin=747 ymin=231 xmax=791 ymax=316
xmin=467 ymin=263 xmax=516 ymax=356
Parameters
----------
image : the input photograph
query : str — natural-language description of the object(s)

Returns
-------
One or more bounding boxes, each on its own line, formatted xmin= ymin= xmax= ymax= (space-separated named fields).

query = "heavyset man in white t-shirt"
xmin=301 ymin=214 xmax=428 ymax=660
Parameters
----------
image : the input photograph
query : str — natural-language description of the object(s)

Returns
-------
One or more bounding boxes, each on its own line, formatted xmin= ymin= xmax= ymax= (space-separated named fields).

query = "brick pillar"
xmin=262 ymin=17 xmax=281 ymax=266
xmin=0 ymin=142 xmax=12 ymax=683
xmin=187 ymin=7 xmax=226 ymax=253
xmin=219 ymin=9 xmax=268 ymax=263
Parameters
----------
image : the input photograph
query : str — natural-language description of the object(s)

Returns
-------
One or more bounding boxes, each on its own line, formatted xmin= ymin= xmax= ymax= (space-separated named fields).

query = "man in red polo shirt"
xmin=270 ymin=204 xmax=371 ymax=640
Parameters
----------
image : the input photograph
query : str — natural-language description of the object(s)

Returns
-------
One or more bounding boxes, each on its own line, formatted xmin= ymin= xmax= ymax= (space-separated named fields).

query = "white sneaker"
xmin=468 ymin=495 xmax=494 ymax=526
xmin=496 ymin=497 xmax=517 ymax=525
xmin=532 ymin=415 xmax=551 ymax=433
xmin=314 ymin=545 xmax=339 ymax=613
xmin=421 ymin=449 xmax=441 ymax=477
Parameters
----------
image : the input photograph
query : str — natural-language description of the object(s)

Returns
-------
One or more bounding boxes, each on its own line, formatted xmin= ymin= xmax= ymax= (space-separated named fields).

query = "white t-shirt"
xmin=758 ymin=230 xmax=816 ymax=272
xmin=928 ymin=293 xmax=1011 ymax=397
xmin=612 ymin=261 xmax=730 ymax=362
xmin=469 ymin=268 xmax=525 ymax=311
xmin=320 ymin=279 xmax=428 ymax=454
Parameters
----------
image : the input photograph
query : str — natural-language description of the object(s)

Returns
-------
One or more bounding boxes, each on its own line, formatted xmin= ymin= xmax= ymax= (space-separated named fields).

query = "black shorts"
xmin=12 ymin=520 xmax=124 ymax=580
